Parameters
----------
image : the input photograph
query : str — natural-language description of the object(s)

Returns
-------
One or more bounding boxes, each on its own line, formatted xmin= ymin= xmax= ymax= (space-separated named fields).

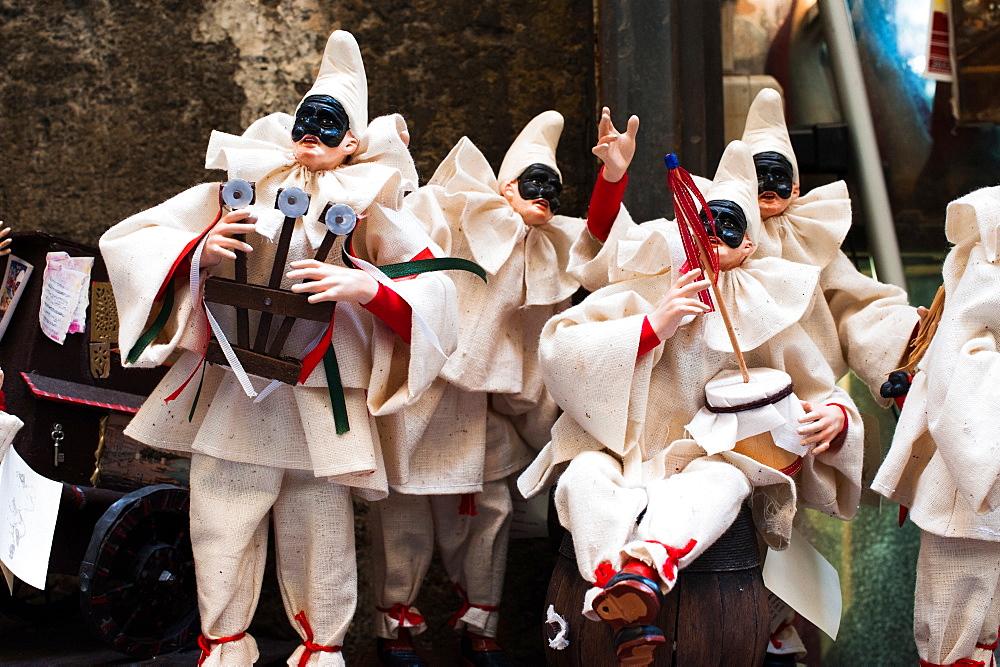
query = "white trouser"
xmin=190 ymin=454 xmax=355 ymax=666
xmin=555 ymin=450 xmax=752 ymax=617
xmin=371 ymin=479 xmax=512 ymax=638
xmin=915 ymin=530 xmax=1000 ymax=665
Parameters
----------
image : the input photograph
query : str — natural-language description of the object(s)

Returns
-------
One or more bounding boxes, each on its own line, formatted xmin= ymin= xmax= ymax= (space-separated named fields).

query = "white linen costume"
xmin=569 ymin=89 xmax=917 ymax=403
xmin=101 ymin=31 xmax=457 ymax=667
xmin=872 ymin=186 xmax=1000 ymax=666
xmin=372 ymin=112 xmax=584 ymax=639
xmin=518 ymin=141 xmax=863 ymax=614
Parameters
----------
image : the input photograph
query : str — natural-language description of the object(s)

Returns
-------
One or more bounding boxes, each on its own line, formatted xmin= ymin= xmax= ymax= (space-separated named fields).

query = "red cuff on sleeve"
xmin=826 ymin=403 xmax=850 ymax=447
xmin=587 ymin=166 xmax=628 ymax=243
xmin=637 ymin=316 xmax=662 ymax=358
xmin=410 ymin=247 xmax=435 ymax=261
xmin=362 ymin=282 xmax=413 ymax=344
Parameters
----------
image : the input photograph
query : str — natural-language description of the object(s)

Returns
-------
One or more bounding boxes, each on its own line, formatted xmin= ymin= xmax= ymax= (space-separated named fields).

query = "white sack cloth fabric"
xmin=370 ymin=480 xmax=512 ymax=639
xmin=377 ymin=136 xmax=583 ymax=493
xmin=739 ymin=88 xmax=916 ymax=400
xmin=519 ymin=219 xmax=864 ymax=540
xmin=0 ymin=409 xmax=22 ymax=464
xmin=871 ymin=186 xmax=1000 ymax=664
xmin=554 ymin=440 xmax=795 ymax=617
xmin=101 ymin=112 xmax=456 ymax=497
xmin=686 ymin=368 xmax=807 ymax=457
xmin=370 ymin=131 xmax=583 ymax=640
xmin=873 ymin=186 xmax=1000 ymax=533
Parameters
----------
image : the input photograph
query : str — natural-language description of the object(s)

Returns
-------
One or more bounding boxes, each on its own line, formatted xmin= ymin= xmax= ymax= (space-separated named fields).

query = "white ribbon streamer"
xmin=345 ymin=254 xmax=446 ymax=357
xmin=189 ymin=232 xmax=258 ymax=399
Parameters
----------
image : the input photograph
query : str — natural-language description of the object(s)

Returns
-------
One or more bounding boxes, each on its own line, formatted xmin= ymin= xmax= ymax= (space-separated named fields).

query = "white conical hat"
xmin=496 ymin=110 xmax=563 ymax=192
xmin=741 ymin=88 xmax=798 ymax=183
xmin=704 ymin=140 xmax=762 ymax=243
xmin=300 ymin=30 xmax=368 ymax=137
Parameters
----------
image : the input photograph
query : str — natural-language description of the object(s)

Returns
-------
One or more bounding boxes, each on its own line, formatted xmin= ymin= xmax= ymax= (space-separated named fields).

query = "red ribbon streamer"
xmin=293 ymin=610 xmax=341 ymax=666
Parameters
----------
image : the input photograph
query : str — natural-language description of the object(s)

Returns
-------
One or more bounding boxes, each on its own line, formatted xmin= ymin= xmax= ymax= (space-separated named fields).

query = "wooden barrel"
xmin=543 ymin=504 xmax=769 ymax=666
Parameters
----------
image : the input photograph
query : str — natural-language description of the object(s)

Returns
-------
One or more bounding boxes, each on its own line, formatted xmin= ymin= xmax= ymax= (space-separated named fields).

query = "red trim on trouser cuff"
xmin=197 ymin=631 xmax=247 ymax=665
xmin=769 ymin=618 xmax=793 ymax=649
xmin=587 ymin=167 xmax=628 ymax=243
xmin=458 ymin=493 xmax=478 ymax=516
xmin=644 ymin=539 xmax=697 ymax=582
xmin=448 ymin=583 xmax=500 ymax=627
xmin=376 ymin=603 xmax=425 ymax=627
xmin=593 ymin=562 xmax=616 ymax=588
xmin=637 ymin=316 xmax=662 ymax=358
xmin=362 ymin=282 xmax=413 ymax=344
xmin=157 ymin=209 xmax=222 ymax=302
xmin=293 ymin=611 xmax=341 ymax=666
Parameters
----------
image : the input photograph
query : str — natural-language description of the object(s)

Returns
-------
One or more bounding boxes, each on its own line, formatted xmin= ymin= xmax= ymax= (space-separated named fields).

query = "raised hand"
xmin=287 ymin=260 xmax=379 ymax=304
xmin=201 ymin=210 xmax=256 ymax=268
xmin=0 ymin=225 xmax=10 ymax=257
xmin=798 ymin=401 xmax=845 ymax=455
xmin=646 ymin=269 xmax=712 ymax=340
xmin=592 ymin=107 xmax=640 ymax=184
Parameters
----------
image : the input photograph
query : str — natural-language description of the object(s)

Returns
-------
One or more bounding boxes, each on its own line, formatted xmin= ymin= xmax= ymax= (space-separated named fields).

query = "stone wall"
xmin=0 ymin=0 xmax=596 ymax=245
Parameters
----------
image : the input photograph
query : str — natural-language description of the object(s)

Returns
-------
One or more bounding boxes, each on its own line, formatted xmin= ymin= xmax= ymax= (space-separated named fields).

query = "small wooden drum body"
xmin=543 ymin=505 xmax=769 ymax=666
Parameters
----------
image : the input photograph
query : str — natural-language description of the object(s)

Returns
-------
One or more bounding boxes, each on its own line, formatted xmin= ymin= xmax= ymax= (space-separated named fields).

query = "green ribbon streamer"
xmin=377 ymin=257 xmax=488 ymax=283
xmin=322 ymin=340 xmax=351 ymax=435
xmin=126 ymin=285 xmax=175 ymax=364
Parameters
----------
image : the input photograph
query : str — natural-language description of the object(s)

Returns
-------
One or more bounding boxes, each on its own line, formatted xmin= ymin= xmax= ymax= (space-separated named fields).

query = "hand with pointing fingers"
xmin=592 ymin=106 xmax=639 ymax=184
xmin=647 ymin=269 xmax=712 ymax=341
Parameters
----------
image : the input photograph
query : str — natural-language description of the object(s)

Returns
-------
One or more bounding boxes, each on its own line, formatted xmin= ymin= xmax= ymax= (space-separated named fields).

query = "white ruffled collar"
xmin=204 ymin=112 xmax=417 ymax=249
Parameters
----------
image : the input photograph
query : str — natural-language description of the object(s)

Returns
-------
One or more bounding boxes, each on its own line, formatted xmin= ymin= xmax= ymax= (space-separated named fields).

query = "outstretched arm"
xmin=587 ymin=108 xmax=639 ymax=243
xmin=592 ymin=107 xmax=639 ymax=184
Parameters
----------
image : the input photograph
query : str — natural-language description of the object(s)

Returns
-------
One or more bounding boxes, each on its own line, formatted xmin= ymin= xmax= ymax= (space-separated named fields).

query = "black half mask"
xmin=292 ymin=95 xmax=350 ymax=148
xmin=699 ymin=199 xmax=749 ymax=249
xmin=753 ymin=151 xmax=795 ymax=199
xmin=517 ymin=164 xmax=562 ymax=213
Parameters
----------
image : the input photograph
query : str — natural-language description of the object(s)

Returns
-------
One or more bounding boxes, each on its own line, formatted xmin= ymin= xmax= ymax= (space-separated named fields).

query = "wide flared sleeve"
xmin=361 ymin=203 xmax=458 ymax=416
xmin=99 ymin=182 xmax=220 ymax=367
xmin=923 ymin=250 xmax=1000 ymax=514
xmin=821 ymin=251 xmax=918 ymax=400
xmin=795 ymin=385 xmax=864 ymax=520
xmin=538 ymin=285 xmax=661 ymax=456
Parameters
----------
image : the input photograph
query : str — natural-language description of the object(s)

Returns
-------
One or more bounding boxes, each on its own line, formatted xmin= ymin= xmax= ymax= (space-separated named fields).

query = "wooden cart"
xmin=0 ymin=232 xmax=198 ymax=658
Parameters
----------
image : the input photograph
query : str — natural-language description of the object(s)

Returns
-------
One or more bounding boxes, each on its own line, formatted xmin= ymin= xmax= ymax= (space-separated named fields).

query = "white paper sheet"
xmin=763 ymin=527 xmax=842 ymax=640
xmin=0 ymin=447 xmax=62 ymax=590
xmin=39 ymin=252 xmax=93 ymax=344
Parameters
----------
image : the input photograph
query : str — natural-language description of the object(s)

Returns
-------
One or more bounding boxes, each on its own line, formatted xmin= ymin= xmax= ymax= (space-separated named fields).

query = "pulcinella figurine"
xmin=101 ymin=30 xmax=459 ymax=666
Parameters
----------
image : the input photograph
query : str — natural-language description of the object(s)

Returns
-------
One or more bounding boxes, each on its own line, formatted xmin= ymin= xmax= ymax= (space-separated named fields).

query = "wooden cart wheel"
xmin=78 ymin=484 xmax=199 ymax=658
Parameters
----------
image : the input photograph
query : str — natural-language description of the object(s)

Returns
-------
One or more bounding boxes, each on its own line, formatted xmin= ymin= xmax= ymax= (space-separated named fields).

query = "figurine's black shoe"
xmin=460 ymin=632 xmax=513 ymax=667
xmin=762 ymin=651 xmax=798 ymax=666
xmin=611 ymin=624 xmax=666 ymax=667
xmin=376 ymin=637 xmax=429 ymax=666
